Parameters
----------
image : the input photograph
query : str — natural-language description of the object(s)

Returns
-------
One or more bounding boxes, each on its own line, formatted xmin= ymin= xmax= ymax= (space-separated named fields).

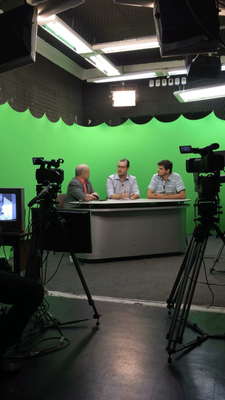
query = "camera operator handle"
xmin=28 ymin=184 xmax=51 ymax=208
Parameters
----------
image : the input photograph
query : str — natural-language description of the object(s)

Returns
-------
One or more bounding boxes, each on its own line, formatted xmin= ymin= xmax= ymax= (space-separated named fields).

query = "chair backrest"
xmin=56 ymin=193 xmax=66 ymax=209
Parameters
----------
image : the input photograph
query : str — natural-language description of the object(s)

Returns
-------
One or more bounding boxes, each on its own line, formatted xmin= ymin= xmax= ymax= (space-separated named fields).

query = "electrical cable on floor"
xmin=6 ymin=220 xmax=92 ymax=359
xmin=43 ymin=251 xmax=65 ymax=285
xmin=5 ymin=297 xmax=70 ymax=361
xmin=186 ymin=256 xmax=225 ymax=309
xmin=203 ymin=259 xmax=215 ymax=308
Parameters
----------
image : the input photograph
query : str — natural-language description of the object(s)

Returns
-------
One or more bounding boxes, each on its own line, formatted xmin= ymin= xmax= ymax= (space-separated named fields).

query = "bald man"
xmin=63 ymin=164 xmax=99 ymax=208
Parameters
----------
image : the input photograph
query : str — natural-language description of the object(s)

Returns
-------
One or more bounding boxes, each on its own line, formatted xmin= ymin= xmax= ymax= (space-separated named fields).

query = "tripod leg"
xmin=166 ymin=225 xmax=210 ymax=361
xmin=25 ymin=235 xmax=43 ymax=281
xmin=210 ymin=227 xmax=225 ymax=273
xmin=210 ymin=241 xmax=225 ymax=273
xmin=69 ymin=251 xmax=101 ymax=325
xmin=60 ymin=218 xmax=101 ymax=325
xmin=167 ymin=228 xmax=199 ymax=311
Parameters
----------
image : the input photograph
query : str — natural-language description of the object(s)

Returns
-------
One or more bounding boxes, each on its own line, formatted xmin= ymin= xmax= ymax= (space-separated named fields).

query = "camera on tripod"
xmin=32 ymin=157 xmax=64 ymax=187
xmin=27 ymin=157 xmax=100 ymax=325
xmin=28 ymin=158 xmax=64 ymax=208
xmin=180 ymin=143 xmax=225 ymax=200
xmin=166 ymin=144 xmax=225 ymax=361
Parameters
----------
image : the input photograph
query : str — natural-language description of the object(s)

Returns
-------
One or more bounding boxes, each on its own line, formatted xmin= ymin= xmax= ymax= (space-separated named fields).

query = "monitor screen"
xmin=0 ymin=193 xmax=17 ymax=221
xmin=0 ymin=188 xmax=25 ymax=233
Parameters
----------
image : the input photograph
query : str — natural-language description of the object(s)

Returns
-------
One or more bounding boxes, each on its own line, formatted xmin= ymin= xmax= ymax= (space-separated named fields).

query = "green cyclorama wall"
xmin=1 ymin=102 xmax=225 ymax=235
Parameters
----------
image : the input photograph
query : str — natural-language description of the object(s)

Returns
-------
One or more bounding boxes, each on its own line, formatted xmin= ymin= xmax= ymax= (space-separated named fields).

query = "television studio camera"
xmin=28 ymin=157 xmax=64 ymax=208
xmin=165 ymin=143 xmax=225 ymax=362
xmin=26 ymin=157 xmax=65 ymax=282
xmin=26 ymin=157 xmax=100 ymax=325
xmin=179 ymin=143 xmax=225 ymax=220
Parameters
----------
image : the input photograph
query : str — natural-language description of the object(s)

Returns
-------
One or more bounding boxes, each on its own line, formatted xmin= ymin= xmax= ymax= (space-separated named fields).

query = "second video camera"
xmin=179 ymin=143 xmax=224 ymax=174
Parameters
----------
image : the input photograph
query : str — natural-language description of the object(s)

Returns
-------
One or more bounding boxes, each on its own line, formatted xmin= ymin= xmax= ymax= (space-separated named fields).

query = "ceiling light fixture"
xmin=169 ymin=61 xmax=225 ymax=77
xmin=92 ymin=36 xmax=159 ymax=53
xmin=112 ymin=91 xmax=136 ymax=106
xmin=86 ymin=55 xmax=121 ymax=76
xmin=38 ymin=14 xmax=121 ymax=76
xmin=168 ymin=68 xmax=187 ymax=76
xmin=174 ymin=85 xmax=225 ymax=103
xmin=113 ymin=0 xmax=154 ymax=6
xmin=89 ymin=71 xmax=157 ymax=83
xmin=111 ymin=84 xmax=137 ymax=107
xmin=26 ymin=0 xmax=49 ymax=5
xmin=37 ymin=0 xmax=85 ymax=18
xmin=38 ymin=14 xmax=92 ymax=54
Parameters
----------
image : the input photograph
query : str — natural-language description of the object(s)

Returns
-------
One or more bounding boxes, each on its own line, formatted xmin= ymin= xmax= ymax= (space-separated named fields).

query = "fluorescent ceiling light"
xmin=38 ymin=15 xmax=93 ymax=54
xmin=113 ymin=0 xmax=154 ymax=6
xmin=90 ymin=71 xmax=157 ymax=83
xmin=174 ymin=85 xmax=225 ymax=103
xmin=168 ymin=68 xmax=187 ymax=76
xmin=112 ymin=90 xmax=136 ymax=107
xmin=86 ymin=55 xmax=121 ymax=76
xmin=92 ymin=36 xmax=159 ymax=53
xmin=38 ymin=14 xmax=121 ymax=77
xmin=169 ymin=63 xmax=225 ymax=75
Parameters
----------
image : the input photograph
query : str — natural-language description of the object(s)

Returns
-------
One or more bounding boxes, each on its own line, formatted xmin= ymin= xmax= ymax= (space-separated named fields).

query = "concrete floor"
xmin=1 ymin=235 xmax=225 ymax=399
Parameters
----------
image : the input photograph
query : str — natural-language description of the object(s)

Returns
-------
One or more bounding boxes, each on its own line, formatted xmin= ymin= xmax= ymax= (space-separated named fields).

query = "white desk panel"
xmin=68 ymin=199 xmax=190 ymax=260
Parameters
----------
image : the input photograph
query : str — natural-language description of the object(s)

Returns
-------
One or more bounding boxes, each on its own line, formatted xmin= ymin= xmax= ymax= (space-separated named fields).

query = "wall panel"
xmin=1 ymin=104 xmax=225 ymax=235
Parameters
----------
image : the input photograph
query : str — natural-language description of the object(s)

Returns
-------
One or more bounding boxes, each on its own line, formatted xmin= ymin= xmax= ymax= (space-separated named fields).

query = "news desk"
xmin=68 ymin=199 xmax=190 ymax=261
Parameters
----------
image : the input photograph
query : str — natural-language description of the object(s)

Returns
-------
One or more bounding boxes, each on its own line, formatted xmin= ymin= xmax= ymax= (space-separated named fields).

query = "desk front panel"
xmin=77 ymin=205 xmax=187 ymax=260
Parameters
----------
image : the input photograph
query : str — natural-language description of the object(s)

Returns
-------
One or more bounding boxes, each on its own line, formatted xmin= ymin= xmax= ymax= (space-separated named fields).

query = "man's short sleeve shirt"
xmin=106 ymin=173 xmax=140 ymax=198
xmin=148 ymin=173 xmax=185 ymax=194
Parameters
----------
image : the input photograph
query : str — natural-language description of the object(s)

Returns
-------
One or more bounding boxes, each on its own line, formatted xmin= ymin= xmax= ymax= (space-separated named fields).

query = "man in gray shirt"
xmin=106 ymin=159 xmax=140 ymax=200
xmin=147 ymin=159 xmax=185 ymax=199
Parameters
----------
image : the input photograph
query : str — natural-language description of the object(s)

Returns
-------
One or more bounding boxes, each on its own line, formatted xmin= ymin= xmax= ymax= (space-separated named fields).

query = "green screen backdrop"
xmin=1 ymin=102 xmax=225 ymax=235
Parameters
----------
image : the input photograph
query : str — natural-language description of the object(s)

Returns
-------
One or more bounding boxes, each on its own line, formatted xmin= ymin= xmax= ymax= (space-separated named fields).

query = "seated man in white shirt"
xmin=147 ymin=159 xmax=185 ymax=199
xmin=106 ymin=159 xmax=140 ymax=200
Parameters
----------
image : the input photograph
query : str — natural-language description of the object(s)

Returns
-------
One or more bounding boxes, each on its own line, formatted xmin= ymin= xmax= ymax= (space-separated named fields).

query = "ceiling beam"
xmin=37 ymin=0 xmax=85 ymax=17
xmin=36 ymin=36 xmax=84 ymax=79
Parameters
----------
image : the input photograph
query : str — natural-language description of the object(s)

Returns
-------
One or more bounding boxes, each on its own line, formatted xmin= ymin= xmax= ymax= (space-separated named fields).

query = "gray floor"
xmin=44 ymin=234 xmax=225 ymax=308
xmin=2 ymin=234 xmax=225 ymax=399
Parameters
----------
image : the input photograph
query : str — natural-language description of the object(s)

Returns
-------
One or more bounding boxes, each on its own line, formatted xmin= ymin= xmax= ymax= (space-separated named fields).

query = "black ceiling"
xmin=1 ymin=0 xmax=225 ymax=77
xmin=57 ymin=0 xmax=158 ymax=69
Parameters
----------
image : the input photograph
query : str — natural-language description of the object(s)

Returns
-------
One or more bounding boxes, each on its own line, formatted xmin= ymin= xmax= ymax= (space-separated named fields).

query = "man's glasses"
xmin=117 ymin=165 xmax=126 ymax=169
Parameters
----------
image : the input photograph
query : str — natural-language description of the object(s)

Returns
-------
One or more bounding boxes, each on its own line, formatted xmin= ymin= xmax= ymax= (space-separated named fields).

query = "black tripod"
xmin=166 ymin=207 xmax=225 ymax=363
xmin=25 ymin=187 xmax=101 ymax=327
